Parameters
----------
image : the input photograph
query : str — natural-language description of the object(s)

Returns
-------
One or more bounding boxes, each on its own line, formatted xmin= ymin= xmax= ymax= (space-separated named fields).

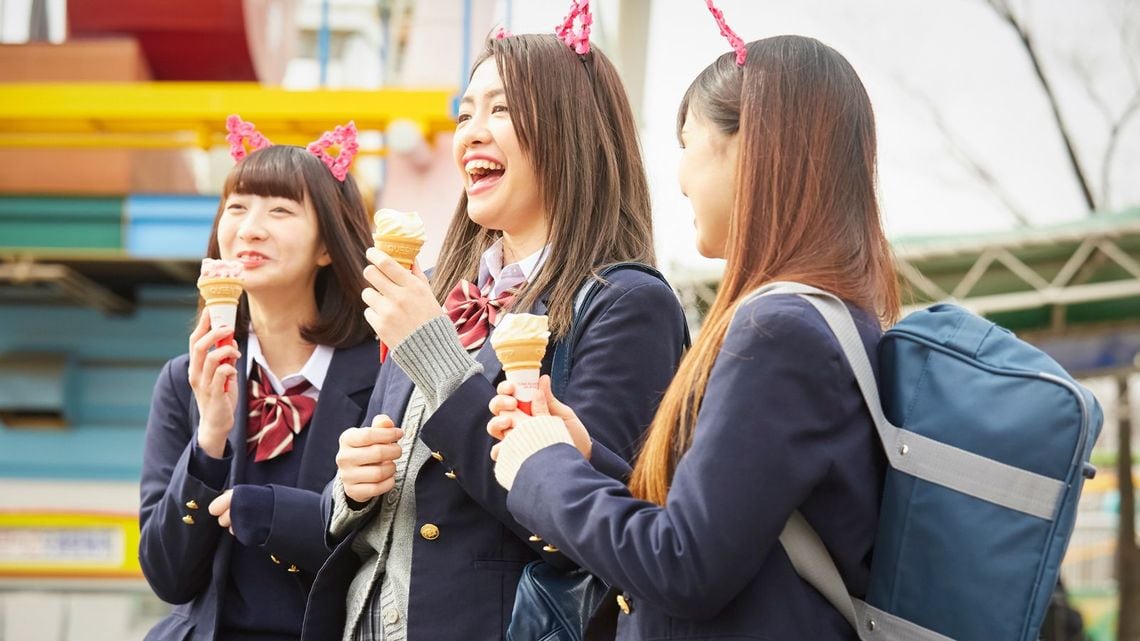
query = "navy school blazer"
xmin=504 ymin=294 xmax=887 ymax=641
xmin=139 ymin=339 xmax=378 ymax=641
xmin=301 ymin=268 xmax=688 ymax=641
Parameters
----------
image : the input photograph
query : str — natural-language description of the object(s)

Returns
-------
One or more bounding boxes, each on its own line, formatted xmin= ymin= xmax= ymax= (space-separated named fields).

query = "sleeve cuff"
xmin=188 ymin=438 xmax=233 ymax=491
xmin=329 ymin=475 xmax=377 ymax=539
xmin=494 ymin=416 xmax=576 ymax=491
xmin=391 ymin=315 xmax=483 ymax=410
xmin=229 ymin=484 xmax=273 ymax=547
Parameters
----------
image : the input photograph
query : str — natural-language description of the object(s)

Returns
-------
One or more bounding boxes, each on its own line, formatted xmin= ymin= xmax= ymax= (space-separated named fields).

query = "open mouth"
xmin=465 ymin=159 xmax=506 ymax=195
xmin=236 ymin=251 xmax=269 ymax=268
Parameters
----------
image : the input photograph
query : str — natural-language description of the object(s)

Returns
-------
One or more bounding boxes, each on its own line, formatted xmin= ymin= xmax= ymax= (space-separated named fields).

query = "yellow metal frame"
xmin=0 ymin=511 xmax=141 ymax=579
xmin=0 ymin=82 xmax=458 ymax=153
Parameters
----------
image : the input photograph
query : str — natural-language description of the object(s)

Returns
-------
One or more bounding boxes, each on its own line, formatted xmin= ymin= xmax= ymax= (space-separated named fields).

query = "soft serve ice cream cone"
xmin=198 ymin=258 xmax=244 ymax=391
xmin=372 ymin=209 xmax=427 ymax=361
xmin=198 ymin=258 xmax=244 ymax=332
xmin=491 ymin=313 xmax=551 ymax=415
xmin=372 ymin=208 xmax=426 ymax=270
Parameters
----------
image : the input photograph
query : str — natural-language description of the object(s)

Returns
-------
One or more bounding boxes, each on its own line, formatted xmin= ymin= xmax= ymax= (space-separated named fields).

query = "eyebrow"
xmin=459 ymin=87 xmax=506 ymax=106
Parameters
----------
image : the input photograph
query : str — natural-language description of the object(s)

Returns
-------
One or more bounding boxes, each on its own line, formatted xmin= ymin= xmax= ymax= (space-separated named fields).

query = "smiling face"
xmin=216 ymin=192 xmax=331 ymax=297
xmin=678 ymin=109 xmax=740 ymax=259
xmin=453 ymin=60 xmax=546 ymax=244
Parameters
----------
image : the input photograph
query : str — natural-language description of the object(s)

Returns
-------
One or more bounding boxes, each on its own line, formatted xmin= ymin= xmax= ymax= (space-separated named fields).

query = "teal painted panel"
xmin=0 ymin=290 xmax=196 ymax=480
xmin=0 ymin=289 xmax=196 ymax=363
xmin=0 ymin=196 xmax=124 ymax=250
xmin=0 ymin=424 xmax=144 ymax=480
xmin=72 ymin=363 xmax=163 ymax=425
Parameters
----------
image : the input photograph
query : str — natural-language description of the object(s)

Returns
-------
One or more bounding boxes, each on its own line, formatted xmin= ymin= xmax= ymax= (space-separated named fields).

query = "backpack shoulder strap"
xmin=550 ymin=263 xmax=690 ymax=398
xmin=745 ymin=282 xmax=1061 ymax=519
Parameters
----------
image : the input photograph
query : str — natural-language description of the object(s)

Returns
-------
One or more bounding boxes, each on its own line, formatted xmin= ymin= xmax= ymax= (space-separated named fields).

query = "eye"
xmin=491 ymin=104 xmax=509 ymax=114
xmin=456 ymin=112 xmax=471 ymax=125
xmin=225 ymin=202 xmax=246 ymax=214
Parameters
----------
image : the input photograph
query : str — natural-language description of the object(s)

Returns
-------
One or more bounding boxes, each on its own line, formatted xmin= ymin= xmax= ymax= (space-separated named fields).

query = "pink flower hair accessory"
xmin=706 ymin=0 xmax=747 ymax=66
xmin=494 ymin=25 xmax=511 ymax=39
xmin=555 ymin=0 xmax=592 ymax=56
xmin=226 ymin=114 xmax=273 ymax=162
xmin=306 ymin=121 xmax=359 ymax=182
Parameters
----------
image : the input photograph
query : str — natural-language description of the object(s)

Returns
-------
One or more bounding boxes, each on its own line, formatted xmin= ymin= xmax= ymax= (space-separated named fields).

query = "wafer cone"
xmin=198 ymin=277 xmax=244 ymax=308
xmin=374 ymin=235 xmax=424 ymax=270
xmin=493 ymin=338 xmax=548 ymax=372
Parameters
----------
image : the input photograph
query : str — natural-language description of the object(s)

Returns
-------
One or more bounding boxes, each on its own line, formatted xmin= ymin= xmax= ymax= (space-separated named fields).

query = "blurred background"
xmin=0 ymin=0 xmax=1137 ymax=639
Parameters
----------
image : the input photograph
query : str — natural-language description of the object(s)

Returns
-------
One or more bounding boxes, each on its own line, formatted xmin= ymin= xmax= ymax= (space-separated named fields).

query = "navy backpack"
xmin=754 ymin=283 xmax=1103 ymax=641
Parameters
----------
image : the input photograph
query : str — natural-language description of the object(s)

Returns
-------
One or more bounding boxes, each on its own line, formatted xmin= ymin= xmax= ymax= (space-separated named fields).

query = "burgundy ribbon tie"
xmin=246 ymin=365 xmax=317 ymax=462
xmin=444 ymin=279 xmax=518 ymax=350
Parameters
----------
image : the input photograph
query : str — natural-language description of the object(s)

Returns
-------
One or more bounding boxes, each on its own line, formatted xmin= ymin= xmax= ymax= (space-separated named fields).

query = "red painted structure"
xmin=68 ymin=0 xmax=289 ymax=82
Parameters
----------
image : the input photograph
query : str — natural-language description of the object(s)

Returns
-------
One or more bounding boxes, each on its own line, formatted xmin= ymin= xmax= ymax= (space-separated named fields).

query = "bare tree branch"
xmin=985 ymin=0 xmax=1100 ymax=212
xmin=1110 ymin=0 xmax=1140 ymax=87
xmin=894 ymin=75 xmax=1032 ymax=227
xmin=1103 ymin=93 xmax=1140 ymax=210
xmin=1066 ymin=56 xmax=1116 ymax=126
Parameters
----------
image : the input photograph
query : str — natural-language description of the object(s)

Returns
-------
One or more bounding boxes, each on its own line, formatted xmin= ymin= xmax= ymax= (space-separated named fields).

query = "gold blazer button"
xmin=420 ymin=523 xmax=440 ymax=540
xmin=616 ymin=594 xmax=632 ymax=615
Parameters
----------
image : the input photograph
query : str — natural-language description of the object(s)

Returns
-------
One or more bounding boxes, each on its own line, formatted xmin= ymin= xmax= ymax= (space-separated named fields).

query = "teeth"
xmin=465 ymin=159 xmax=505 ymax=175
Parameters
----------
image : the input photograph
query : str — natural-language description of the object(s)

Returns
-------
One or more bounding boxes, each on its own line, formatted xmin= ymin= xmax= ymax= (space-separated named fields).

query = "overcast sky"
xmin=514 ymin=0 xmax=1140 ymax=273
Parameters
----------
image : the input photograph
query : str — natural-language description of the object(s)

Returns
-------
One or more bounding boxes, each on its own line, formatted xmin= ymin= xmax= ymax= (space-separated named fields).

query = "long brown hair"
xmin=430 ymin=34 xmax=654 ymax=338
xmin=202 ymin=145 xmax=374 ymax=348
xmin=629 ymin=36 xmax=901 ymax=504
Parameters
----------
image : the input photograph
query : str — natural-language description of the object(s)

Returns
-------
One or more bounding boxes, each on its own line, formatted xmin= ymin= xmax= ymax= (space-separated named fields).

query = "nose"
xmin=237 ymin=206 xmax=268 ymax=242
xmin=455 ymin=113 xmax=490 ymax=150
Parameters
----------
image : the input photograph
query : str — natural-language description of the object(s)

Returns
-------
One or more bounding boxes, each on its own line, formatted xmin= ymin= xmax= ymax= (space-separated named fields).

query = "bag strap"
xmin=746 ymin=282 xmax=1059 ymax=641
xmin=747 ymin=283 xmax=1064 ymax=520
xmin=551 ymin=263 xmax=691 ymax=398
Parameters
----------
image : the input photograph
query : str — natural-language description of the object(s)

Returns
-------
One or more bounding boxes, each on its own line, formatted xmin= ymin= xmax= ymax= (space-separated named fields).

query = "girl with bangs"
xmin=140 ymin=139 xmax=379 ymax=641
xmin=487 ymin=34 xmax=901 ymax=640
xmin=304 ymin=30 xmax=688 ymax=641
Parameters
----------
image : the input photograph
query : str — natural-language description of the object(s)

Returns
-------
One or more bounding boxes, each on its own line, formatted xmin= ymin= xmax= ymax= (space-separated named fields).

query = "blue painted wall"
xmin=0 ymin=286 xmax=197 ymax=480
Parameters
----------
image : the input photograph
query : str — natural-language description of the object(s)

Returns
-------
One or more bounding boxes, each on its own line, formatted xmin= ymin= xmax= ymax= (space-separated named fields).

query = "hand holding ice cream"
xmin=371 ymin=209 xmax=427 ymax=361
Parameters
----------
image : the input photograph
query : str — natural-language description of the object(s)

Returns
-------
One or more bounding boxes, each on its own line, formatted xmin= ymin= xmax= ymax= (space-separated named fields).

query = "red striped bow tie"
xmin=246 ymin=365 xmax=317 ymax=463
xmin=444 ymin=279 xmax=518 ymax=350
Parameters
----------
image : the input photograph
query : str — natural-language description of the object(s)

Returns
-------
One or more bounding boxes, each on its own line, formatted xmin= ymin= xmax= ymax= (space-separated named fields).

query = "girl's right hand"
xmin=336 ymin=414 xmax=404 ymax=504
xmin=188 ymin=310 xmax=241 ymax=458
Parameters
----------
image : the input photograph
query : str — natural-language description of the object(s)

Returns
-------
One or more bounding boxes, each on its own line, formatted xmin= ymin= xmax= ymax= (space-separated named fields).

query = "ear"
xmin=316 ymin=245 xmax=333 ymax=267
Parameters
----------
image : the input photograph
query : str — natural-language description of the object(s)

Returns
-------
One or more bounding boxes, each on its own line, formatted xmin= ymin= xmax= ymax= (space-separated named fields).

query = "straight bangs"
xmin=222 ymin=146 xmax=308 ymax=202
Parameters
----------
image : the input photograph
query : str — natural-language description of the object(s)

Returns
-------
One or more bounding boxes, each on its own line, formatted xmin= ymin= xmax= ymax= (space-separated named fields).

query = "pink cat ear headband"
xmin=498 ymin=1 xmax=739 ymax=65
xmin=705 ymin=0 xmax=747 ymax=66
xmin=491 ymin=1 xmax=591 ymax=57
xmin=225 ymin=115 xmax=360 ymax=182
xmin=555 ymin=0 xmax=592 ymax=56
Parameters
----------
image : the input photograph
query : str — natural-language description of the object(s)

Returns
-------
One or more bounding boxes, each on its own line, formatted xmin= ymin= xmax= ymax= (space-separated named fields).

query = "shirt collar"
xmin=477 ymin=239 xmax=551 ymax=299
xmin=245 ymin=332 xmax=333 ymax=394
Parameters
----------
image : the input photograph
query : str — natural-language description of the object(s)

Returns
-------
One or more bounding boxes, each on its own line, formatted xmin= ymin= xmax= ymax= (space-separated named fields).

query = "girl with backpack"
xmin=487 ymin=29 xmax=900 ymax=641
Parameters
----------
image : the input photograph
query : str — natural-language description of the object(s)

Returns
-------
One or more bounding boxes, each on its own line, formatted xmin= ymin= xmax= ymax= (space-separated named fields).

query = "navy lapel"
xmin=296 ymin=342 xmax=378 ymax=490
